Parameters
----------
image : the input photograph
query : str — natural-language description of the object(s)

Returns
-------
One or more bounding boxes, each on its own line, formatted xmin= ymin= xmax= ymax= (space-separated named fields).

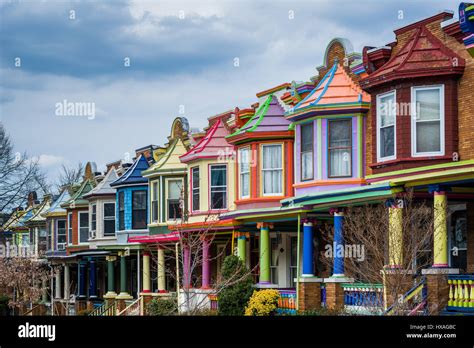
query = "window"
xmin=132 ymin=190 xmax=147 ymax=229
xmin=301 ymin=123 xmax=314 ymax=181
xmin=167 ymin=180 xmax=182 ymax=220
xmin=412 ymin=85 xmax=444 ymax=156
xmin=91 ymin=204 xmax=97 ymax=237
xmin=151 ymin=181 xmax=159 ymax=222
xmin=47 ymin=221 xmax=52 ymax=251
xmin=192 ymin=167 xmax=200 ymax=211
xmin=449 ymin=211 xmax=467 ymax=270
xmin=210 ymin=165 xmax=227 ymax=209
xmin=262 ymin=144 xmax=283 ymax=195
xmin=118 ymin=191 xmax=125 ymax=230
xmin=103 ymin=203 xmax=116 ymax=236
xmin=67 ymin=213 xmax=73 ymax=245
xmin=239 ymin=147 xmax=250 ymax=198
xmin=328 ymin=119 xmax=352 ymax=177
xmin=57 ymin=219 xmax=66 ymax=250
xmin=78 ymin=212 xmax=89 ymax=243
xmin=377 ymin=91 xmax=396 ymax=161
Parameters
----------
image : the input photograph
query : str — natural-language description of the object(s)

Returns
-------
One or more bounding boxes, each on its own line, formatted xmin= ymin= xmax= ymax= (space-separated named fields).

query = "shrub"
xmin=147 ymin=297 xmax=178 ymax=316
xmin=244 ymin=289 xmax=280 ymax=316
xmin=217 ymin=255 xmax=254 ymax=316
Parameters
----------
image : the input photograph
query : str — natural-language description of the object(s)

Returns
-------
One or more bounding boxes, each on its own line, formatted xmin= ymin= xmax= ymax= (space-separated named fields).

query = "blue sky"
xmin=0 ymin=0 xmax=459 ymax=189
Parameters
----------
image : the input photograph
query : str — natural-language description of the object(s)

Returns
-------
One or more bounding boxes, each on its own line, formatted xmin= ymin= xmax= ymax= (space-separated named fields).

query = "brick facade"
xmin=325 ymin=282 xmax=345 ymax=311
xmin=298 ymin=282 xmax=321 ymax=311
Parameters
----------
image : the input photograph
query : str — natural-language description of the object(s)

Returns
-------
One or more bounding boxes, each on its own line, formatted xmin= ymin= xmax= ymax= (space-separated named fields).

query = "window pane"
xmin=302 ymin=151 xmax=313 ymax=180
xmin=329 ymin=119 xmax=352 ymax=177
xmin=192 ymin=168 xmax=199 ymax=211
xmin=192 ymin=168 xmax=199 ymax=188
xmin=263 ymin=145 xmax=282 ymax=169
xmin=301 ymin=123 xmax=313 ymax=152
xmin=379 ymin=94 xmax=395 ymax=127
xmin=329 ymin=149 xmax=351 ymax=177
xmin=416 ymin=121 xmax=440 ymax=153
xmin=263 ymin=170 xmax=282 ymax=194
xmin=152 ymin=182 xmax=158 ymax=200
xmin=168 ymin=200 xmax=181 ymax=220
xmin=168 ymin=181 xmax=182 ymax=200
xmin=132 ymin=191 xmax=147 ymax=209
xmin=132 ymin=210 xmax=147 ymax=229
xmin=104 ymin=220 xmax=115 ymax=235
xmin=380 ymin=126 xmax=395 ymax=158
xmin=210 ymin=192 xmax=226 ymax=209
xmin=80 ymin=213 xmax=88 ymax=227
xmin=416 ymin=89 xmax=440 ymax=121
xmin=241 ymin=173 xmax=249 ymax=197
xmin=119 ymin=192 xmax=124 ymax=209
xmin=211 ymin=166 xmax=226 ymax=186
xmin=119 ymin=211 xmax=125 ymax=230
xmin=239 ymin=148 xmax=250 ymax=173
xmin=104 ymin=203 xmax=115 ymax=218
xmin=329 ymin=120 xmax=351 ymax=148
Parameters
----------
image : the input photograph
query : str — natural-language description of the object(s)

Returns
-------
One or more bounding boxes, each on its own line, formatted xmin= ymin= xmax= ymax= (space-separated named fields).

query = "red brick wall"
xmin=66 ymin=208 xmax=88 ymax=245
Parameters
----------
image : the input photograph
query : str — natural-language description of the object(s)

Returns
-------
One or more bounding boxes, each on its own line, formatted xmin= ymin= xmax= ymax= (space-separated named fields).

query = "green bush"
xmin=218 ymin=255 xmax=254 ymax=316
xmin=147 ymin=297 xmax=178 ymax=316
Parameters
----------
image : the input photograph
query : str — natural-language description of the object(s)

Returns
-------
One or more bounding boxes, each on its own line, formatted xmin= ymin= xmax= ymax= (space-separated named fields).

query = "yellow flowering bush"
xmin=244 ymin=289 xmax=280 ymax=316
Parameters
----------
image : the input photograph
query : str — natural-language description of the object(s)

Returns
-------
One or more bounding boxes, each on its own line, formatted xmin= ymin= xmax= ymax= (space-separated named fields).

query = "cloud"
xmin=31 ymin=154 xmax=66 ymax=168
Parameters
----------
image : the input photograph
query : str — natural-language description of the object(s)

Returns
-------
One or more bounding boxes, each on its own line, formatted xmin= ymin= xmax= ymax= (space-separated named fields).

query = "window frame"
xmin=300 ymin=122 xmax=314 ymax=181
xmin=166 ymin=178 xmax=183 ymax=221
xmin=131 ymin=190 xmax=147 ymax=230
xmin=56 ymin=219 xmax=67 ymax=250
xmin=191 ymin=167 xmax=200 ymax=212
xmin=238 ymin=147 xmax=251 ymax=199
xmin=103 ymin=202 xmax=116 ymax=237
xmin=410 ymin=85 xmax=445 ymax=157
xmin=90 ymin=203 xmax=97 ymax=235
xmin=376 ymin=90 xmax=397 ymax=162
xmin=151 ymin=180 xmax=159 ymax=223
xmin=209 ymin=164 xmax=228 ymax=210
xmin=118 ymin=191 xmax=125 ymax=231
xmin=327 ymin=118 xmax=353 ymax=178
xmin=78 ymin=211 xmax=89 ymax=244
xmin=260 ymin=143 xmax=284 ymax=197
xmin=67 ymin=212 xmax=73 ymax=245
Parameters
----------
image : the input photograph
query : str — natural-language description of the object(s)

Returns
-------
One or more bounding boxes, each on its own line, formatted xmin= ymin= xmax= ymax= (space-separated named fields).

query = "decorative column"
xmin=104 ymin=256 xmax=117 ymax=298
xmin=257 ymin=222 xmax=272 ymax=284
xmin=237 ymin=233 xmax=247 ymax=264
xmin=332 ymin=211 xmax=345 ymax=277
xmin=55 ymin=268 xmax=62 ymax=299
xmin=63 ymin=264 xmax=70 ymax=300
xmin=183 ymin=244 xmax=191 ymax=289
xmin=142 ymin=252 xmax=151 ymax=293
xmin=388 ymin=200 xmax=403 ymax=268
xmin=302 ymin=219 xmax=315 ymax=277
xmin=202 ymin=238 xmax=211 ymax=289
xmin=157 ymin=248 xmax=166 ymax=292
xmin=78 ymin=261 xmax=86 ymax=298
xmin=89 ymin=258 xmax=97 ymax=299
xmin=433 ymin=190 xmax=448 ymax=268
xmin=116 ymin=252 xmax=132 ymax=299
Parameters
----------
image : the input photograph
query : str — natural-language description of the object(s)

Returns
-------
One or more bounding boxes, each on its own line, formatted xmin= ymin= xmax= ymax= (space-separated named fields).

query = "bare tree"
xmin=56 ymin=162 xmax=84 ymax=191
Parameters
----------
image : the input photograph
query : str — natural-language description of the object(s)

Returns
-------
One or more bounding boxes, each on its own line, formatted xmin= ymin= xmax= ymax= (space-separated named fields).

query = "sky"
xmin=0 ymin=0 xmax=460 ymax=190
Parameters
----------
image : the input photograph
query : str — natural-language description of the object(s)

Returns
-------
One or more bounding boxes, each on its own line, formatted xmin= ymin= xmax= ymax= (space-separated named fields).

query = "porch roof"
xmin=128 ymin=231 xmax=180 ymax=244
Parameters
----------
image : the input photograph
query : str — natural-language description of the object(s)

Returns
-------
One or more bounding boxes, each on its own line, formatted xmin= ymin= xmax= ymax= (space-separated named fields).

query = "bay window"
xmin=151 ymin=181 xmax=159 ymax=222
xmin=192 ymin=167 xmax=200 ymax=211
xmin=301 ymin=123 xmax=314 ymax=181
xmin=376 ymin=91 xmax=396 ymax=161
xmin=103 ymin=202 xmax=115 ymax=236
xmin=78 ymin=212 xmax=89 ymax=243
xmin=57 ymin=219 xmax=66 ymax=250
xmin=328 ymin=119 xmax=352 ymax=177
xmin=167 ymin=180 xmax=182 ymax=220
xmin=118 ymin=191 xmax=125 ymax=231
xmin=210 ymin=165 xmax=227 ymax=209
xmin=411 ymin=85 xmax=444 ymax=156
xmin=239 ymin=147 xmax=250 ymax=198
xmin=262 ymin=144 xmax=283 ymax=195
xmin=132 ymin=190 xmax=147 ymax=229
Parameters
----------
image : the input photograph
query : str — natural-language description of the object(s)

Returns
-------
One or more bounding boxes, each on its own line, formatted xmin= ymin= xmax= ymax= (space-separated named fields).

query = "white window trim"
xmin=78 ymin=211 xmax=89 ymax=245
xmin=103 ymin=201 xmax=116 ymax=237
xmin=376 ymin=90 xmax=397 ymax=162
xmin=151 ymin=180 xmax=159 ymax=223
xmin=411 ymin=85 xmax=445 ymax=157
xmin=165 ymin=178 xmax=183 ymax=222
xmin=209 ymin=164 xmax=228 ymax=210
xmin=67 ymin=212 xmax=73 ymax=246
xmin=90 ymin=203 xmax=97 ymax=233
xmin=238 ymin=147 xmax=251 ymax=199
xmin=261 ymin=143 xmax=284 ymax=197
xmin=56 ymin=219 xmax=66 ymax=251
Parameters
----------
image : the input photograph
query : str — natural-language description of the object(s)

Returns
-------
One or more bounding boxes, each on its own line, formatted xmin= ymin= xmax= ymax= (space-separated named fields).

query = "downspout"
xmin=137 ymin=249 xmax=141 ymax=296
xmin=296 ymin=214 xmax=301 ymax=312
xmin=49 ymin=265 xmax=54 ymax=316
xmin=175 ymin=242 xmax=180 ymax=310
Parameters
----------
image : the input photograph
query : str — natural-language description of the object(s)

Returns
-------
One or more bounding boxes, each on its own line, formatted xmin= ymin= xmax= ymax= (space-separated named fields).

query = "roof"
xmin=83 ymin=168 xmax=118 ymax=198
xmin=110 ymin=154 xmax=149 ymax=187
xmin=227 ymin=94 xmax=291 ymax=139
xmin=180 ymin=118 xmax=234 ymax=163
xmin=61 ymin=179 xmax=95 ymax=209
xmin=360 ymin=24 xmax=465 ymax=89
xmin=42 ymin=189 xmax=71 ymax=218
xmin=25 ymin=198 xmax=51 ymax=223
xmin=142 ymin=138 xmax=188 ymax=177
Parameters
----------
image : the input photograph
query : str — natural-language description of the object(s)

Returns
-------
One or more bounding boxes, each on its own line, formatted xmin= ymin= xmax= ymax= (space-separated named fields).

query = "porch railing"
xmin=321 ymin=284 xmax=326 ymax=307
xmin=208 ymin=294 xmax=218 ymax=311
xmin=276 ymin=289 xmax=296 ymax=315
xmin=447 ymin=274 xmax=474 ymax=311
xmin=89 ymin=301 xmax=117 ymax=316
xmin=383 ymin=277 xmax=427 ymax=316
xmin=117 ymin=297 xmax=144 ymax=316
xmin=342 ymin=283 xmax=384 ymax=315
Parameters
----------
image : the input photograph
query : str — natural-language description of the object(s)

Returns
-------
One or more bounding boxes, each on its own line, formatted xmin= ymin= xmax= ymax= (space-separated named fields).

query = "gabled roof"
xmin=227 ymin=94 xmax=291 ymax=140
xmin=61 ymin=179 xmax=95 ymax=209
xmin=2 ymin=208 xmax=31 ymax=231
xmin=360 ymin=24 xmax=465 ymax=89
xmin=42 ymin=189 xmax=71 ymax=218
xmin=83 ymin=168 xmax=118 ymax=198
xmin=25 ymin=198 xmax=51 ymax=223
xmin=142 ymin=138 xmax=188 ymax=177
xmin=180 ymin=118 xmax=234 ymax=163
xmin=111 ymin=154 xmax=149 ymax=187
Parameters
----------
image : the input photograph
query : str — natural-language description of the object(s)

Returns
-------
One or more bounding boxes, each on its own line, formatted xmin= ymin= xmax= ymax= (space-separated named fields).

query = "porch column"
xmin=332 ymin=210 xmax=345 ymax=277
xmin=55 ymin=268 xmax=62 ymax=299
xmin=105 ymin=256 xmax=117 ymax=298
xmin=116 ymin=253 xmax=132 ymax=299
xmin=63 ymin=264 xmax=70 ymax=300
xmin=42 ymin=278 xmax=48 ymax=303
xmin=142 ymin=252 xmax=151 ymax=293
xmin=237 ymin=234 xmax=246 ymax=264
xmin=78 ymin=261 xmax=86 ymax=298
xmin=388 ymin=201 xmax=403 ymax=268
xmin=202 ymin=238 xmax=211 ymax=289
xmin=89 ymin=258 xmax=97 ymax=299
xmin=302 ymin=219 xmax=314 ymax=277
xmin=183 ymin=244 xmax=191 ymax=288
xmin=157 ymin=248 xmax=166 ymax=292
xmin=433 ymin=189 xmax=448 ymax=268
xmin=258 ymin=222 xmax=271 ymax=284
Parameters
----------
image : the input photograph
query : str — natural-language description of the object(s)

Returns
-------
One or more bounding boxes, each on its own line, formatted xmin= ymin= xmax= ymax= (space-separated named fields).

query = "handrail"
xmin=383 ymin=277 xmax=426 ymax=315
xmin=89 ymin=301 xmax=116 ymax=316
xmin=23 ymin=304 xmax=41 ymax=316
xmin=117 ymin=297 xmax=143 ymax=316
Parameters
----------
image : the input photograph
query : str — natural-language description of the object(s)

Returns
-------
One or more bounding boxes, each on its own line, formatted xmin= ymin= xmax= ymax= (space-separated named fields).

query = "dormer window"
xmin=411 ymin=85 xmax=444 ymax=157
xmin=262 ymin=144 xmax=283 ymax=195
xmin=376 ymin=90 xmax=396 ymax=162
